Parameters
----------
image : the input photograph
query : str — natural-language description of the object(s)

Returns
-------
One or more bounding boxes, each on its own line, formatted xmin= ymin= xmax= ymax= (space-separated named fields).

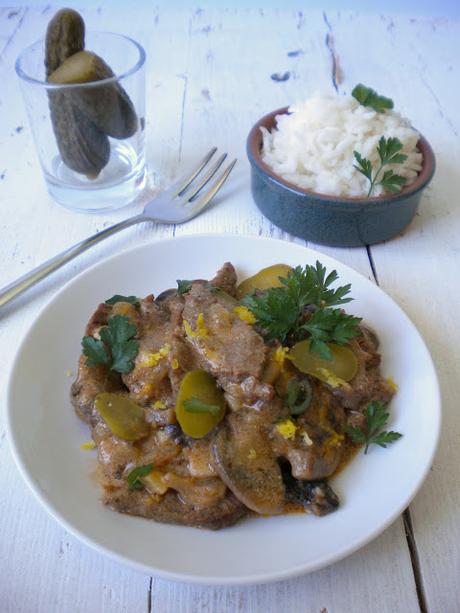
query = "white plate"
xmin=7 ymin=234 xmax=441 ymax=585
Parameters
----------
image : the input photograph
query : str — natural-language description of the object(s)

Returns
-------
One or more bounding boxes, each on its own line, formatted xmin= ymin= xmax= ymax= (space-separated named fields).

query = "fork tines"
xmin=175 ymin=148 xmax=237 ymax=206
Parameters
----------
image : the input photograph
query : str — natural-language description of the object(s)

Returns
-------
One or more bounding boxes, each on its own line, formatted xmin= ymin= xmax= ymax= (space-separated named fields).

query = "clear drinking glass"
xmin=15 ymin=32 xmax=146 ymax=212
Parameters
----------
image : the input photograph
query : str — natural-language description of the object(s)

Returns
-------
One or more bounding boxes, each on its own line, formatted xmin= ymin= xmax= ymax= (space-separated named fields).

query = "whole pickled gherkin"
xmin=49 ymin=51 xmax=138 ymax=139
xmin=46 ymin=9 xmax=110 ymax=177
xmin=49 ymin=90 xmax=110 ymax=176
xmin=45 ymin=8 xmax=85 ymax=76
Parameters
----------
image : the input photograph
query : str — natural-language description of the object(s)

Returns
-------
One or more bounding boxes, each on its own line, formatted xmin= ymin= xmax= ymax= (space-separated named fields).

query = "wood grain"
xmin=324 ymin=11 xmax=460 ymax=613
xmin=0 ymin=5 xmax=457 ymax=612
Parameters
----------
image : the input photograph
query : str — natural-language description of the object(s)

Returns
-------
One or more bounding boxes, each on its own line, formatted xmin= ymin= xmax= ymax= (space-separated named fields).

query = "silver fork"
xmin=0 ymin=148 xmax=236 ymax=309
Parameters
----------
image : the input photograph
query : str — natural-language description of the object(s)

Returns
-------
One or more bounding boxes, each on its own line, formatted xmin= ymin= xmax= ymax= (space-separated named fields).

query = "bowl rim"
xmin=247 ymin=105 xmax=436 ymax=205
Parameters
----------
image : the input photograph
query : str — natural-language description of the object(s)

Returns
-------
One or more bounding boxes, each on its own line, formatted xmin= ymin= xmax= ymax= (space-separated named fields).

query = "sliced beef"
xmin=210 ymin=261 xmax=238 ymax=296
xmin=272 ymin=381 xmax=347 ymax=480
xmin=121 ymin=299 xmax=175 ymax=404
xmin=182 ymin=283 xmax=268 ymax=382
xmin=103 ymin=487 xmax=247 ymax=530
xmin=84 ymin=302 xmax=111 ymax=336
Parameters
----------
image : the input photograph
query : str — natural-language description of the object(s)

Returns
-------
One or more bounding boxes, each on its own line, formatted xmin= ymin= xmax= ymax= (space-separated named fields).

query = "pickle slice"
xmin=289 ymin=339 xmax=358 ymax=383
xmin=175 ymin=370 xmax=226 ymax=439
xmin=236 ymin=264 xmax=292 ymax=299
xmin=95 ymin=393 xmax=150 ymax=441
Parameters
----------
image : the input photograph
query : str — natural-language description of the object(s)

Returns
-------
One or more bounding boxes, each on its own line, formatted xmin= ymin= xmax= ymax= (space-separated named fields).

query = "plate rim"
xmin=6 ymin=232 xmax=442 ymax=585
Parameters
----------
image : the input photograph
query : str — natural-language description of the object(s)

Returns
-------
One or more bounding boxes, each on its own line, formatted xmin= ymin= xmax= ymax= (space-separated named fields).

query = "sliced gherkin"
xmin=95 ymin=393 xmax=150 ymax=441
xmin=45 ymin=8 xmax=85 ymax=76
xmin=49 ymin=51 xmax=138 ymax=140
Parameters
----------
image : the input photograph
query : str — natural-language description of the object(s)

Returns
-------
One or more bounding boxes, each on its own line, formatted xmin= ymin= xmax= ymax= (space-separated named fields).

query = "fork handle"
xmin=0 ymin=213 xmax=147 ymax=309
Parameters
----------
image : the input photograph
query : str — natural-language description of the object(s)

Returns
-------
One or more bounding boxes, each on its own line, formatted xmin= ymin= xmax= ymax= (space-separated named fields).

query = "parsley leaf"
xmin=377 ymin=136 xmax=408 ymax=165
xmin=105 ymin=295 xmax=139 ymax=306
xmin=345 ymin=401 xmax=402 ymax=454
xmin=177 ymin=280 xmax=193 ymax=295
xmin=380 ymin=170 xmax=408 ymax=194
xmin=351 ymin=83 xmax=394 ymax=113
xmin=354 ymin=136 xmax=408 ymax=196
xmin=100 ymin=315 xmax=139 ymax=373
xmin=82 ymin=315 xmax=139 ymax=374
xmin=241 ymin=287 xmax=299 ymax=342
xmin=280 ymin=262 xmax=353 ymax=308
xmin=81 ymin=336 xmax=110 ymax=367
xmin=127 ymin=464 xmax=153 ymax=490
xmin=286 ymin=379 xmax=312 ymax=415
xmin=183 ymin=398 xmax=221 ymax=416
xmin=353 ymin=151 xmax=373 ymax=181
xmin=241 ymin=263 xmax=361 ymax=356
xmin=302 ymin=308 xmax=362 ymax=360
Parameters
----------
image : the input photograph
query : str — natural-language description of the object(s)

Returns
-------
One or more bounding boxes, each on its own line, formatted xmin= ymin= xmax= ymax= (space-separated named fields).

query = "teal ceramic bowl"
xmin=247 ymin=107 xmax=435 ymax=247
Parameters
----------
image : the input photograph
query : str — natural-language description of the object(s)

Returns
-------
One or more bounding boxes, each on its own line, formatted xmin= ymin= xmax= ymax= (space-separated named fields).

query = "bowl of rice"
xmin=247 ymin=93 xmax=435 ymax=247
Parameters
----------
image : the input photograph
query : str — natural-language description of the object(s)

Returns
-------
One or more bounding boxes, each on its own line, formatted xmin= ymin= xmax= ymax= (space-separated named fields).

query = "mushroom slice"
xmin=279 ymin=459 xmax=339 ymax=516
xmin=211 ymin=422 xmax=285 ymax=515
xmin=154 ymin=288 xmax=177 ymax=304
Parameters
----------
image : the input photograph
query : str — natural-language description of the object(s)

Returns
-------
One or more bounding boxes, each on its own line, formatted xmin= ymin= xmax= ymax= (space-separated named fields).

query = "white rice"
xmin=260 ymin=95 xmax=423 ymax=198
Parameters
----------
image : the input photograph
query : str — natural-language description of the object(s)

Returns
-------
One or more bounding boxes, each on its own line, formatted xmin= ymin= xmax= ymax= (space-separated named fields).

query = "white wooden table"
xmin=1 ymin=4 xmax=459 ymax=612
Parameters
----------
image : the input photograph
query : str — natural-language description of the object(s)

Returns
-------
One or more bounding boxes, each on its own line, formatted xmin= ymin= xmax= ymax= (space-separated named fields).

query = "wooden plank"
xmin=0 ymin=7 xmax=27 ymax=59
xmin=324 ymin=10 xmax=460 ymax=613
xmin=151 ymin=522 xmax=418 ymax=613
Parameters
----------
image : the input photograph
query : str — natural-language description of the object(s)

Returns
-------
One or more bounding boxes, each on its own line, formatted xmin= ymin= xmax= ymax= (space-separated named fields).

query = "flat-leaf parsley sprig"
xmin=354 ymin=136 xmax=408 ymax=197
xmin=241 ymin=262 xmax=362 ymax=359
xmin=82 ymin=314 xmax=139 ymax=374
xmin=345 ymin=401 xmax=402 ymax=454
xmin=303 ymin=308 xmax=362 ymax=361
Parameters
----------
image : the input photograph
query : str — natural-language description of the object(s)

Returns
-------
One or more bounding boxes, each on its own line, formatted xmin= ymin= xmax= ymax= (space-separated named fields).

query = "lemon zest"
xmin=80 ymin=441 xmax=96 ymax=450
xmin=171 ymin=358 xmax=179 ymax=370
xmin=276 ymin=418 xmax=298 ymax=440
xmin=153 ymin=400 xmax=167 ymax=410
xmin=386 ymin=376 xmax=398 ymax=392
xmin=274 ymin=346 xmax=290 ymax=367
xmin=317 ymin=368 xmax=351 ymax=389
xmin=322 ymin=424 xmax=345 ymax=448
xmin=247 ymin=448 xmax=257 ymax=460
xmin=325 ymin=431 xmax=345 ymax=448
xmin=184 ymin=313 xmax=208 ymax=338
xmin=139 ymin=344 xmax=171 ymax=368
xmin=159 ymin=344 xmax=171 ymax=357
xmin=233 ymin=305 xmax=256 ymax=325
